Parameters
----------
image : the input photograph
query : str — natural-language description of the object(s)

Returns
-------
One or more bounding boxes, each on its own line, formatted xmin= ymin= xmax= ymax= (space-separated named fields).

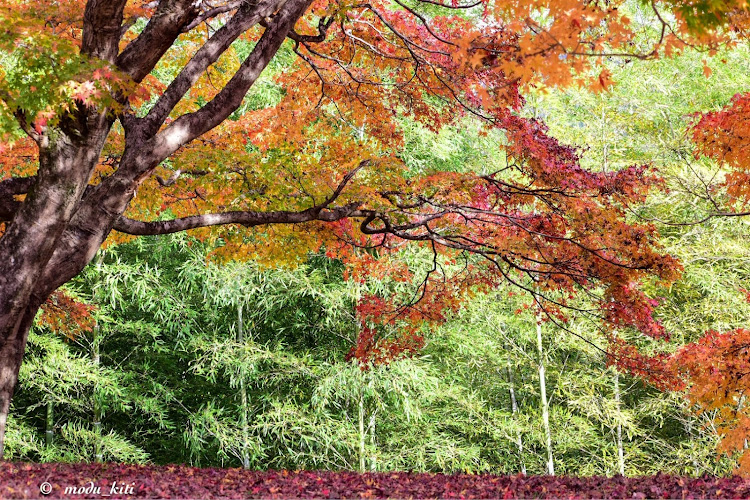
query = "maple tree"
xmin=664 ymin=90 xmax=750 ymax=474
xmin=0 ymin=0 xmax=747 ymax=460
xmin=518 ymin=36 xmax=750 ymax=473
xmin=692 ymin=92 xmax=750 ymax=214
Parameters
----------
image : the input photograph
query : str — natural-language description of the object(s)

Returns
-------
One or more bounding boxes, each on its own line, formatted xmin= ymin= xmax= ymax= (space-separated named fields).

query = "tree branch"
xmin=182 ymin=1 xmax=244 ymax=32
xmin=318 ymin=160 xmax=369 ymax=209
xmin=155 ymin=169 xmax=209 ymax=187
xmin=135 ymin=0 xmax=313 ymax=170
xmin=117 ymin=159 xmax=368 ymax=234
xmin=285 ymin=15 xmax=334 ymax=42
xmin=113 ymin=202 xmax=364 ymax=235
xmin=116 ymin=0 xmax=201 ymax=82
xmin=0 ymin=177 xmax=36 ymax=197
xmin=140 ymin=0 xmax=288 ymax=134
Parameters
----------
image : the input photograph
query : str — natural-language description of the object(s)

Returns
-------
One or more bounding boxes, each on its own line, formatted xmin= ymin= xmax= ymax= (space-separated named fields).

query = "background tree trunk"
xmin=237 ymin=303 xmax=250 ymax=470
xmin=358 ymin=388 xmax=366 ymax=473
xmin=614 ymin=369 xmax=625 ymax=475
xmin=536 ymin=314 xmax=554 ymax=476
xmin=93 ymin=253 xmax=104 ymax=463
xmin=93 ymin=322 xmax=103 ymax=463
xmin=368 ymin=375 xmax=376 ymax=472
xmin=45 ymin=401 xmax=54 ymax=449
xmin=507 ymin=360 xmax=526 ymax=475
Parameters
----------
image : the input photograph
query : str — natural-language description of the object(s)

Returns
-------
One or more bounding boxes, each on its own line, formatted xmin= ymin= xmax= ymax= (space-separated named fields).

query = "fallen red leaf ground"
xmin=2 ymin=462 xmax=749 ymax=499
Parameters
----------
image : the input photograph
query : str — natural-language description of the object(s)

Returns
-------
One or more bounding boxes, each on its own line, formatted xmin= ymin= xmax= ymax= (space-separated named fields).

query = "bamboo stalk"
xmin=93 ymin=322 xmax=103 ymax=463
xmin=369 ymin=375 xmax=376 ymax=472
xmin=93 ymin=253 xmax=103 ymax=463
xmin=507 ymin=360 xmax=526 ymax=474
xmin=358 ymin=389 xmax=366 ymax=473
xmin=45 ymin=401 xmax=53 ymax=448
xmin=614 ymin=369 xmax=625 ymax=475
xmin=238 ymin=303 xmax=250 ymax=470
xmin=369 ymin=410 xmax=376 ymax=472
xmin=536 ymin=314 xmax=554 ymax=475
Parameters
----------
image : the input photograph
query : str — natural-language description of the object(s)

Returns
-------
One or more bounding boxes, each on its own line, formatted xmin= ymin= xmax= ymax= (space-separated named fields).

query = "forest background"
xmin=5 ymin=18 xmax=750 ymax=476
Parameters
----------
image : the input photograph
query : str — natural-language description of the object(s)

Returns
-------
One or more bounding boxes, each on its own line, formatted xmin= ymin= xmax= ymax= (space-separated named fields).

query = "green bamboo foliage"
xmin=1 ymin=234 xmax=733 ymax=475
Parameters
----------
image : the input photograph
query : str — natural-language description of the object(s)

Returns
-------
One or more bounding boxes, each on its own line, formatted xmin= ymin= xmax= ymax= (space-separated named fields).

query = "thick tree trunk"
xmin=0 ymin=131 xmax=112 ymax=459
xmin=0 ymin=300 xmax=43 ymax=459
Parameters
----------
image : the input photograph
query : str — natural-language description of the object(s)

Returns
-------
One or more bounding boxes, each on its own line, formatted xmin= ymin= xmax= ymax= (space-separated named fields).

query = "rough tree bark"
xmin=0 ymin=0 xmax=317 ymax=458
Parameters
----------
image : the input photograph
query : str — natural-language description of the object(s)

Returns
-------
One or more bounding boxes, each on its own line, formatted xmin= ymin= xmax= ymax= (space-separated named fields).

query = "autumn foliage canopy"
xmin=1 ymin=0 xmax=750 ymax=468
xmin=670 ymin=91 xmax=750 ymax=473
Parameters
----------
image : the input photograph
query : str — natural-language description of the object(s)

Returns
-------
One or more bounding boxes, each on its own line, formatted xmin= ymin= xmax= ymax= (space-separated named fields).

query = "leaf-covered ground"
xmin=2 ymin=462 xmax=750 ymax=499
